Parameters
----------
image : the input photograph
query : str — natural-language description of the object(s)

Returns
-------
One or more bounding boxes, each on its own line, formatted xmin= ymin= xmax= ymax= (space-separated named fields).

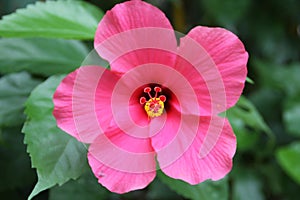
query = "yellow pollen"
xmin=144 ymin=98 xmax=164 ymax=118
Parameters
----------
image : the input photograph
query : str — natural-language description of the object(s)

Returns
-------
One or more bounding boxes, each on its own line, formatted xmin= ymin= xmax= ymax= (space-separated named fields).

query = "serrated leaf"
xmin=0 ymin=0 xmax=103 ymax=39
xmin=49 ymin=171 xmax=109 ymax=200
xmin=0 ymin=38 xmax=89 ymax=76
xmin=0 ymin=72 xmax=41 ymax=127
xmin=157 ymin=171 xmax=228 ymax=200
xmin=276 ymin=142 xmax=300 ymax=185
xmin=225 ymin=96 xmax=273 ymax=150
xmin=22 ymin=75 xmax=88 ymax=200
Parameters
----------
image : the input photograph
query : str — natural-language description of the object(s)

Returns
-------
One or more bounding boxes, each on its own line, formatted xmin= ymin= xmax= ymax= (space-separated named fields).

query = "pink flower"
xmin=53 ymin=0 xmax=248 ymax=194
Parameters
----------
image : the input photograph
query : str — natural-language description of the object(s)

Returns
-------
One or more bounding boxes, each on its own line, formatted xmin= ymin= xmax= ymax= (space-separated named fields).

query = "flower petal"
xmin=177 ymin=26 xmax=248 ymax=113
xmin=53 ymin=70 xmax=79 ymax=139
xmin=88 ymin=153 xmax=156 ymax=194
xmin=54 ymin=66 xmax=120 ymax=143
xmin=94 ymin=0 xmax=177 ymax=73
xmin=158 ymin=116 xmax=236 ymax=184
xmin=150 ymin=95 xmax=181 ymax=151
xmin=88 ymin=122 xmax=157 ymax=193
xmin=95 ymin=0 xmax=173 ymax=44
xmin=173 ymin=54 xmax=214 ymax=116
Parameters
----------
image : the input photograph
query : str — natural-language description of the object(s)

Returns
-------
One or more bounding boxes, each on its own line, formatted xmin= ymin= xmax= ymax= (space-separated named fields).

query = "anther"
xmin=140 ymin=86 xmax=167 ymax=118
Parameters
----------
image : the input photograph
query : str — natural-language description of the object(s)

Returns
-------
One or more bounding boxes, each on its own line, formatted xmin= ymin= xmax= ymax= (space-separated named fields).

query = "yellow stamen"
xmin=144 ymin=97 xmax=164 ymax=118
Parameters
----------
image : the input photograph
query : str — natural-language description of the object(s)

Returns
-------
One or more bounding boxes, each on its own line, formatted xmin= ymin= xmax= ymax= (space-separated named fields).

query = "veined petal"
xmin=173 ymin=55 xmax=214 ymax=116
xmin=88 ymin=153 xmax=156 ymax=194
xmin=159 ymin=116 xmax=236 ymax=184
xmin=53 ymin=70 xmax=79 ymax=140
xmin=177 ymin=26 xmax=248 ymax=113
xmin=103 ymin=120 xmax=155 ymax=154
xmin=54 ymin=66 xmax=119 ymax=143
xmin=111 ymin=63 xmax=200 ymax=117
xmin=94 ymin=0 xmax=173 ymax=44
xmin=94 ymin=0 xmax=177 ymax=73
xmin=88 ymin=122 xmax=157 ymax=193
xmin=150 ymin=94 xmax=181 ymax=151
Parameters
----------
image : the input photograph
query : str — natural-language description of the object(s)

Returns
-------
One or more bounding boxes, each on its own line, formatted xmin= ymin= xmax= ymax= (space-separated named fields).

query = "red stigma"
xmin=139 ymin=97 xmax=146 ymax=104
xmin=159 ymin=95 xmax=166 ymax=102
xmin=144 ymin=87 xmax=151 ymax=93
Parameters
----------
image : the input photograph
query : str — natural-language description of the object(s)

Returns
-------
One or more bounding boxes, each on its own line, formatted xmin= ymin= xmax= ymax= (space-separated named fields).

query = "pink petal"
xmin=54 ymin=66 xmax=120 ymax=143
xmin=108 ymin=63 xmax=201 ymax=145
xmin=173 ymin=55 xmax=214 ymax=116
xmin=88 ymin=122 xmax=157 ymax=193
xmin=150 ymin=90 xmax=186 ymax=151
xmin=95 ymin=0 xmax=173 ymax=44
xmin=53 ymin=70 xmax=79 ymax=140
xmin=88 ymin=153 xmax=156 ymax=194
xmin=150 ymin=107 xmax=181 ymax=151
xmin=94 ymin=0 xmax=177 ymax=73
xmin=177 ymin=26 xmax=248 ymax=113
xmin=158 ymin=116 xmax=236 ymax=184
xmin=102 ymin=120 xmax=155 ymax=154
xmin=111 ymin=63 xmax=200 ymax=117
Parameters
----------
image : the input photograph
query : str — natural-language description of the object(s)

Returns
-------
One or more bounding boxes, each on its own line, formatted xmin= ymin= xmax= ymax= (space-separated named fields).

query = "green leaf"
xmin=49 ymin=171 xmax=109 ymax=200
xmin=276 ymin=142 xmax=300 ymax=185
xmin=146 ymin=178 xmax=182 ymax=200
xmin=283 ymin=95 xmax=300 ymax=137
xmin=225 ymin=96 xmax=273 ymax=150
xmin=201 ymin=0 xmax=251 ymax=27
xmin=232 ymin=168 xmax=264 ymax=200
xmin=0 ymin=72 xmax=41 ymax=127
xmin=157 ymin=171 xmax=228 ymax=200
xmin=246 ymin=77 xmax=254 ymax=84
xmin=252 ymin=60 xmax=300 ymax=97
xmin=22 ymin=75 xmax=88 ymax=200
xmin=0 ymin=0 xmax=103 ymax=39
xmin=0 ymin=38 xmax=89 ymax=76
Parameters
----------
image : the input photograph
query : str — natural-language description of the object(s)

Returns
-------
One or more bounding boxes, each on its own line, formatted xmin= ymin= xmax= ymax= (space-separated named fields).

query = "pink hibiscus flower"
xmin=53 ymin=0 xmax=248 ymax=194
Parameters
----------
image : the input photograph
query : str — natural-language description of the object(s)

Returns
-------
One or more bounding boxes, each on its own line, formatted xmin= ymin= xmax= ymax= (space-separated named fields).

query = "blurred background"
xmin=0 ymin=0 xmax=300 ymax=199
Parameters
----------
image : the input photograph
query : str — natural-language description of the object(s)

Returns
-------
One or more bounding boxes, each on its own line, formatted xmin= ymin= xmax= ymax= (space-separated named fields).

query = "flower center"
xmin=139 ymin=86 xmax=166 ymax=118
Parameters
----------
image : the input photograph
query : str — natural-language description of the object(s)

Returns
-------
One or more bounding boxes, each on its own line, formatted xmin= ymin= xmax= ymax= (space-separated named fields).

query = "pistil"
xmin=139 ymin=86 xmax=166 ymax=118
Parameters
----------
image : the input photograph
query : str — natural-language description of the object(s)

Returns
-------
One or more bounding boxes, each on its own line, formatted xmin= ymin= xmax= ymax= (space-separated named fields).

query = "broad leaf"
xmin=252 ymin=60 xmax=300 ymax=97
xmin=201 ymin=0 xmax=251 ymax=27
xmin=225 ymin=96 xmax=273 ymax=150
xmin=232 ymin=168 xmax=264 ymax=200
xmin=49 ymin=171 xmax=109 ymax=200
xmin=283 ymin=95 xmax=300 ymax=137
xmin=276 ymin=142 xmax=300 ymax=185
xmin=23 ymin=75 xmax=88 ymax=200
xmin=157 ymin=171 xmax=228 ymax=200
xmin=146 ymin=178 xmax=183 ymax=200
xmin=0 ymin=38 xmax=89 ymax=76
xmin=0 ymin=0 xmax=103 ymax=39
xmin=0 ymin=72 xmax=41 ymax=127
